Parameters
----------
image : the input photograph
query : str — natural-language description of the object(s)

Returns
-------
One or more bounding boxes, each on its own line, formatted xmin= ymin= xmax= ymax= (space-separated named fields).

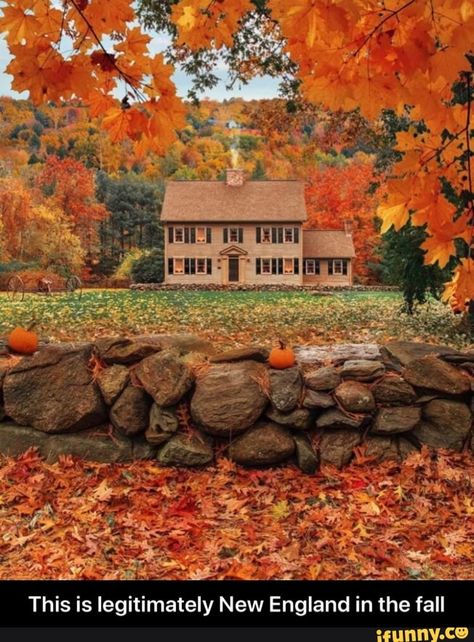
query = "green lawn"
xmin=0 ymin=289 xmax=471 ymax=349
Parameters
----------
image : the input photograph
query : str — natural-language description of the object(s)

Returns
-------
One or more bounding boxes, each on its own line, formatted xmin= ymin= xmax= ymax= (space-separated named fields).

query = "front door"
xmin=228 ymin=256 xmax=240 ymax=283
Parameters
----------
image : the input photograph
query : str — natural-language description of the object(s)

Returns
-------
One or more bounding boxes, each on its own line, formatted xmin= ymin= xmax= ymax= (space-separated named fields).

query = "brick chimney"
xmin=226 ymin=168 xmax=245 ymax=187
xmin=344 ymin=219 xmax=353 ymax=236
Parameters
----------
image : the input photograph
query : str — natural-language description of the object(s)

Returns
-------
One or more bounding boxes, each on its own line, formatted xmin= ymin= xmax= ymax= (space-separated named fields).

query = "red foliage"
xmin=0 ymin=447 xmax=472 ymax=579
xmin=36 ymin=156 xmax=107 ymax=255
xmin=305 ymin=161 xmax=380 ymax=282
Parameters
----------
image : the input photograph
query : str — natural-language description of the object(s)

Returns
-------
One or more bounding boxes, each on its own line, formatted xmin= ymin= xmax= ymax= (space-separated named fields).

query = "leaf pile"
xmin=0 ymin=447 xmax=472 ymax=579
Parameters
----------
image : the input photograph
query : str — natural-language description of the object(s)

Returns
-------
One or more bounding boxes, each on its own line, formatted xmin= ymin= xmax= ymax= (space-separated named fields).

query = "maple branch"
xmin=419 ymin=126 xmax=468 ymax=167
xmin=352 ymin=0 xmax=416 ymax=59
xmin=67 ymin=0 xmax=146 ymax=103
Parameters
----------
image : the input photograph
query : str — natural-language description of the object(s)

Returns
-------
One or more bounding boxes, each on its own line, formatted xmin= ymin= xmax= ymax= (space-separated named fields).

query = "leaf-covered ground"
xmin=0 ymin=289 xmax=471 ymax=349
xmin=0 ymin=448 xmax=473 ymax=580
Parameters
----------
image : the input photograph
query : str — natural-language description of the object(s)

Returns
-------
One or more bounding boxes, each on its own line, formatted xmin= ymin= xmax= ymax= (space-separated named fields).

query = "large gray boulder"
xmin=304 ymin=366 xmax=341 ymax=391
xmin=210 ymin=346 xmax=269 ymax=364
xmin=95 ymin=334 xmax=214 ymax=365
xmin=302 ymin=389 xmax=335 ymax=409
xmin=266 ymin=406 xmax=311 ymax=430
xmin=315 ymin=408 xmax=364 ymax=430
xmin=269 ymin=366 xmax=302 ymax=412
xmin=191 ymin=361 xmax=268 ymax=436
xmin=0 ymin=422 xmax=155 ymax=463
xmin=3 ymin=345 xmax=107 ymax=433
xmin=403 ymin=356 xmax=470 ymax=395
xmin=413 ymin=399 xmax=472 ymax=450
xmin=96 ymin=364 xmax=130 ymax=406
xmin=340 ymin=360 xmax=385 ymax=382
xmin=372 ymin=406 xmax=421 ymax=434
xmin=293 ymin=433 xmax=319 ymax=474
xmin=229 ymin=422 xmax=295 ymax=466
xmin=318 ymin=429 xmax=362 ymax=468
xmin=373 ymin=375 xmax=417 ymax=405
xmin=383 ymin=341 xmax=466 ymax=367
xmin=145 ymin=404 xmax=179 ymax=446
xmin=157 ymin=433 xmax=213 ymax=467
xmin=134 ymin=350 xmax=194 ymax=406
xmin=110 ymin=384 xmax=152 ymax=436
xmin=334 ymin=381 xmax=375 ymax=413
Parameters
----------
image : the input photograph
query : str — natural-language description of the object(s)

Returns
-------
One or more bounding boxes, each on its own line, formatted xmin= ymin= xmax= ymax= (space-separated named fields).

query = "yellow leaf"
xmin=378 ymin=202 xmax=409 ymax=233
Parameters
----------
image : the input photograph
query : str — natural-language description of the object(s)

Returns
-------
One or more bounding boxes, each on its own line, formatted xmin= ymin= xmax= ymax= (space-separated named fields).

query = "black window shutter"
xmin=190 ymin=227 xmax=196 ymax=243
xmin=207 ymin=258 xmax=212 ymax=274
xmin=294 ymin=227 xmax=299 ymax=243
xmin=190 ymin=258 xmax=196 ymax=275
xmin=303 ymin=259 xmax=306 ymax=275
xmin=224 ymin=228 xmax=228 ymax=243
xmin=168 ymin=258 xmax=173 ymax=274
xmin=328 ymin=260 xmax=333 ymax=275
xmin=271 ymin=258 xmax=277 ymax=274
xmin=184 ymin=258 xmax=190 ymax=275
xmin=256 ymin=227 xmax=261 ymax=243
xmin=343 ymin=260 xmax=348 ymax=275
xmin=184 ymin=228 xmax=190 ymax=244
xmin=271 ymin=227 xmax=277 ymax=244
xmin=316 ymin=260 xmax=320 ymax=275
xmin=168 ymin=227 xmax=173 ymax=243
xmin=238 ymin=228 xmax=243 ymax=243
xmin=206 ymin=227 xmax=212 ymax=243
xmin=256 ymin=258 xmax=261 ymax=275
xmin=277 ymin=228 xmax=283 ymax=243
xmin=278 ymin=258 xmax=283 ymax=274
xmin=294 ymin=258 xmax=299 ymax=274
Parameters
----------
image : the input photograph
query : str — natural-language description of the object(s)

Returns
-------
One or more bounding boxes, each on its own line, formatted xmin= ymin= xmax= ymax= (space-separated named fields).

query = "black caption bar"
xmin=0 ymin=580 xmax=472 ymax=627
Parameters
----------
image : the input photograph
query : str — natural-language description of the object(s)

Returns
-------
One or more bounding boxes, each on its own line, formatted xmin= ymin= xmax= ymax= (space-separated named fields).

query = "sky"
xmin=0 ymin=30 xmax=281 ymax=102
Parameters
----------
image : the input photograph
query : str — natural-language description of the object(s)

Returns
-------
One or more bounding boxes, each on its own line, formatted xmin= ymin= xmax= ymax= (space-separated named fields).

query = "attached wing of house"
xmin=161 ymin=169 xmax=355 ymax=286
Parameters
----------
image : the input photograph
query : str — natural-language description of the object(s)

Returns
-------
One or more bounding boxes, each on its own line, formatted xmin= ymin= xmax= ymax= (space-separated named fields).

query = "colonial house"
xmin=161 ymin=169 xmax=355 ymax=286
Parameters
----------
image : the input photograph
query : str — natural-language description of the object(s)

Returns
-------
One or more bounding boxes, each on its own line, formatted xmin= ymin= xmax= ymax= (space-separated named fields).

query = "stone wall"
xmin=0 ymin=336 xmax=472 ymax=472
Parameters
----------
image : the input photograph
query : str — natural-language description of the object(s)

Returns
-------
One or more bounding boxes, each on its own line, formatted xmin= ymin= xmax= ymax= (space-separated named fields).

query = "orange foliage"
xmin=305 ymin=160 xmax=380 ymax=281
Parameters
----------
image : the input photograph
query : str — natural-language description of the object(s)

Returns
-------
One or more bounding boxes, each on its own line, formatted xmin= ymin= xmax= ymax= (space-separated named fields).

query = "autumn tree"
xmin=0 ymin=177 xmax=32 ymax=260
xmin=1 ymin=0 xmax=473 ymax=304
xmin=36 ymin=156 xmax=107 ymax=257
xmin=305 ymin=158 xmax=380 ymax=281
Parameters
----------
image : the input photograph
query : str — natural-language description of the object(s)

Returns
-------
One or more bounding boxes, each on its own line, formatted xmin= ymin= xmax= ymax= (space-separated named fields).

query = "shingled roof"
xmin=161 ymin=180 xmax=307 ymax=222
xmin=303 ymin=229 xmax=356 ymax=258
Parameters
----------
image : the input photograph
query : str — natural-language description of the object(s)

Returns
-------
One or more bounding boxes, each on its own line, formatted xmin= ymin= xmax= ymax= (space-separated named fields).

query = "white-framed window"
xmin=283 ymin=258 xmax=294 ymax=274
xmin=196 ymin=227 xmax=206 ymax=243
xmin=174 ymin=227 xmax=184 ymax=243
xmin=284 ymin=227 xmax=294 ymax=243
xmin=196 ymin=258 xmax=207 ymax=274
xmin=261 ymin=227 xmax=271 ymax=243
xmin=305 ymin=259 xmax=316 ymax=275
xmin=229 ymin=228 xmax=239 ymax=243
xmin=173 ymin=258 xmax=184 ymax=274
xmin=261 ymin=258 xmax=271 ymax=274
xmin=332 ymin=259 xmax=344 ymax=275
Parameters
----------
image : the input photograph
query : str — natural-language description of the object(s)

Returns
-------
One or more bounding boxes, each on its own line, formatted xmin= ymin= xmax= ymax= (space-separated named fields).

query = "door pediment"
xmin=219 ymin=245 xmax=248 ymax=256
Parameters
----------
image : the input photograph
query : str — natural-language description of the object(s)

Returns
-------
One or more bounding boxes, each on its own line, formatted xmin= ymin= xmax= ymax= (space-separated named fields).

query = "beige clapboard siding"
xmin=164 ymin=223 xmax=353 ymax=286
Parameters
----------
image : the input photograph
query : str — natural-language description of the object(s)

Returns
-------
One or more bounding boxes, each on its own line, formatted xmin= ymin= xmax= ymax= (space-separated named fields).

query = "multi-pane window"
xmin=261 ymin=227 xmax=271 ymax=243
xmin=328 ymin=259 xmax=348 ymax=275
xmin=304 ymin=259 xmax=320 ymax=275
xmin=229 ymin=228 xmax=239 ymax=243
xmin=284 ymin=227 xmax=294 ymax=243
xmin=196 ymin=227 xmax=206 ymax=243
xmin=196 ymin=258 xmax=207 ymax=274
xmin=283 ymin=258 xmax=294 ymax=274
xmin=174 ymin=227 xmax=184 ymax=243
xmin=261 ymin=258 xmax=271 ymax=274
xmin=174 ymin=258 xmax=184 ymax=274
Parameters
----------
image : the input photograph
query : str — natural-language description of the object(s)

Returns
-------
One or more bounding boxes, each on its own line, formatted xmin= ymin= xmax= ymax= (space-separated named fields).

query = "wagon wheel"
xmin=66 ymin=275 xmax=82 ymax=297
xmin=6 ymin=275 xmax=25 ymax=301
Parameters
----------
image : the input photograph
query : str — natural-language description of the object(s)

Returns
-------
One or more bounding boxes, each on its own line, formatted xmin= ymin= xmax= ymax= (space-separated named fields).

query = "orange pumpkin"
xmin=269 ymin=340 xmax=296 ymax=369
xmin=7 ymin=325 xmax=39 ymax=355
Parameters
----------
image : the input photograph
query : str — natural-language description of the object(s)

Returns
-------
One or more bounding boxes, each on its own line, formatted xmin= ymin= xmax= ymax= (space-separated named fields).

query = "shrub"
xmin=114 ymin=249 xmax=146 ymax=280
xmin=131 ymin=249 xmax=164 ymax=284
